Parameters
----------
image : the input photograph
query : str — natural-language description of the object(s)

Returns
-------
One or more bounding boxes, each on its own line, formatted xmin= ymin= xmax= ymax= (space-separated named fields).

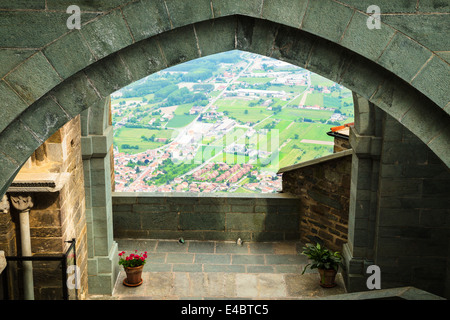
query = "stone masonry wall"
xmin=113 ymin=193 xmax=301 ymax=242
xmin=1 ymin=116 xmax=88 ymax=300
xmin=0 ymin=197 xmax=16 ymax=299
xmin=0 ymin=205 xmax=16 ymax=256
xmin=375 ymin=115 xmax=450 ymax=297
xmin=334 ymin=136 xmax=351 ymax=153
xmin=281 ymin=153 xmax=352 ymax=252
xmin=57 ymin=116 xmax=88 ymax=299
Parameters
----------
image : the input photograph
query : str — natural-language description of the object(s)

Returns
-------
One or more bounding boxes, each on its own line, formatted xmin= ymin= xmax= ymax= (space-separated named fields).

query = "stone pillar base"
xmin=87 ymin=241 xmax=119 ymax=295
xmin=341 ymin=243 xmax=375 ymax=293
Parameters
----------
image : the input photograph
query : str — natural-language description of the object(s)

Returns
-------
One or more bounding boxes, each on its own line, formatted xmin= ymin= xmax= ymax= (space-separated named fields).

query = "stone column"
xmin=342 ymin=93 xmax=383 ymax=292
xmin=81 ymin=97 xmax=119 ymax=295
xmin=9 ymin=194 xmax=34 ymax=300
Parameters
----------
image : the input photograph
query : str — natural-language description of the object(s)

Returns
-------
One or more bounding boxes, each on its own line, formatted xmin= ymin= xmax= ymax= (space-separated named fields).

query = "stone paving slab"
xmin=111 ymin=271 xmax=346 ymax=299
xmin=104 ymin=239 xmax=347 ymax=300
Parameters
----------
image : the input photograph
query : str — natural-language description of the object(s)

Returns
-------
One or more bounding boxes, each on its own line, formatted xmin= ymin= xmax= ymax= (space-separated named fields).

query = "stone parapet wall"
xmin=280 ymin=151 xmax=352 ymax=252
xmin=112 ymin=193 xmax=301 ymax=242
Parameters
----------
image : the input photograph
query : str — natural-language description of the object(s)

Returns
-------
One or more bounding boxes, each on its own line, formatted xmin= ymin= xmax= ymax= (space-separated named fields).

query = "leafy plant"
xmin=118 ymin=250 xmax=148 ymax=268
xmin=301 ymin=243 xmax=342 ymax=274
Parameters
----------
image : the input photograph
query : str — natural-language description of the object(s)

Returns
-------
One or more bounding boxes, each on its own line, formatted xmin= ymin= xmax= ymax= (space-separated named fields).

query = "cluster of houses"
xmin=216 ymin=163 xmax=253 ymax=183
xmin=191 ymin=162 xmax=254 ymax=185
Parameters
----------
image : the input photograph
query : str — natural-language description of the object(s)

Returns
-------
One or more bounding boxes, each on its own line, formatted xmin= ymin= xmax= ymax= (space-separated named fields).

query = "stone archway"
xmin=0 ymin=2 xmax=449 ymax=297
xmin=1 ymin=11 xmax=448 ymax=198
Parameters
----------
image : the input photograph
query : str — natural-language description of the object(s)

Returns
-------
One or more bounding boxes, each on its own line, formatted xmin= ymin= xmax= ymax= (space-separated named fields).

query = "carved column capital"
xmin=0 ymin=195 xmax=9 ymax=213
xmin=9 ymin=194 xmax=34 ymax=212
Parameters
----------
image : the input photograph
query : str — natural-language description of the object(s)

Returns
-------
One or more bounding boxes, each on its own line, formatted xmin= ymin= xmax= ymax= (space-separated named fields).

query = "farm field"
xmin=274 ymin=106 xmax=334 ymax=122
xmin=216 ymin=99 xmax=273 ymax=123
xmin=114 ymin=127 xmax=175 ymax=154
xmin=166 ymin=103 xmax=198 ymax=128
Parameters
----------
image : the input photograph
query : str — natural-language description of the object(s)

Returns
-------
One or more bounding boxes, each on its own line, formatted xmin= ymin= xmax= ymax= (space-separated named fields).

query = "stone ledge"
xmin=277 ymin=149 xmax=353 ymax=174
xmin=7 ymin=172 xmax=71 ymax=193
xmin=349 ymin=127 xmax=382 ymax=157
xmin=112 ymin=191 xmax=299 ymax=199
xmin=81 ymin=125 xmax=114 ymax=159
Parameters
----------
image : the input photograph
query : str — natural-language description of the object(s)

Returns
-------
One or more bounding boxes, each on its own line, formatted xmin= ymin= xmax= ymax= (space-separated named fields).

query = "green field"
xmin=235 ymin=187 xmax=254 ymax=193
xmin=310 ymin=73 xmax=336 ymax=87
xmin=305 ymin=93 xmax=323 ymax=106
xmin=167 ymin=115 xmax=197 ymax=127
xmin=114 ymin=127 xmax=175 ymax=154
xmin=253 ymin=117 xmax=275 ymax=130
xmin=166 ymin=103 xmax=198 ymax=128
xmin=265 ymin=85 xmax=307 ymax=94
xmin=216 ymin=99 xmax=273 ymax=123
xmin=274 ymin=120 xmax=291 ymax=131
xmin=278 ymin=143 xmax=333 ymax=168
xmin=300 ymin=123 xmax=334 ymax=141
xmin=273 ymin=106 xmax=334 ymax=122
xmin=323 ymin=95 xmax=341 ymax=108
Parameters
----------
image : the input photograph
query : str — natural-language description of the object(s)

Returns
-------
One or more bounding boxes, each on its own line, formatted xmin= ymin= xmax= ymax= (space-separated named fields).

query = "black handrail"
xmin=2 ymin=238 xmax=77 ymax=300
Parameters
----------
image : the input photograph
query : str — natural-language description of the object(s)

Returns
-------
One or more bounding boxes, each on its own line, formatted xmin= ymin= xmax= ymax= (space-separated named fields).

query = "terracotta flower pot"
xmin=318 ymin=268 xmax=337 ymax=288
xmin=123 ymin=265 xmax=144 ymax=287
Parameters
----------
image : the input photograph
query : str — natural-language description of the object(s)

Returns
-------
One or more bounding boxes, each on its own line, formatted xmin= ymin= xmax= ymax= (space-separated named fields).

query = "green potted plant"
xmin=118 ymin=250 xmax=148 ymax=287
xmin=301 ymin=242 xmax=342 ymax=288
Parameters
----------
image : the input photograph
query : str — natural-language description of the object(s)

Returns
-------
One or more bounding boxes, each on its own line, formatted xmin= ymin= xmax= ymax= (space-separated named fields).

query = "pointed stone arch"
xmin=1 ymin=11 xmax=448 ymax=197
xmin=0 ymin=2 xmax=449 ymax=296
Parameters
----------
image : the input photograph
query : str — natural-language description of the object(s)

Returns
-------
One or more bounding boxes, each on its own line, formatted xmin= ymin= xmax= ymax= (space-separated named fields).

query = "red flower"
xmin=118 ymin=249 xmax=148 ymax=268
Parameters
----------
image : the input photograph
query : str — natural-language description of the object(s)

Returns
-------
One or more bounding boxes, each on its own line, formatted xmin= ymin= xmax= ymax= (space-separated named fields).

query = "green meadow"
xmin=114 ymin=127 xmax=175 ymax=154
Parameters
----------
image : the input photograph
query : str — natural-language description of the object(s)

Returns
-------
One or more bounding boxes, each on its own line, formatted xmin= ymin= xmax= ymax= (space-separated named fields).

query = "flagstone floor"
xmin=88 ymin=239 xmax=347 ymax=300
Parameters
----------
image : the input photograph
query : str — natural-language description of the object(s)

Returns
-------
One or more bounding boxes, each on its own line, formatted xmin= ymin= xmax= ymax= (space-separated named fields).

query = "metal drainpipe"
xmin=10 ymin=194 xmax=35 ymax=300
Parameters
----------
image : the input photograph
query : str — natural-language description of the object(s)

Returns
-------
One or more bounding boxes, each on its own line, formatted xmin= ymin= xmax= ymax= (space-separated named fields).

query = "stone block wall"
xmin=333 ymin=136 xmax=351 ymax=153
xmin=0 ymin=116 xmax=88 ymax=300
xmin=343 ymin=110 xmax=450 ymax=298
xmin=374 ymin=115 xmax=450 ymax=297
xmin=0 ymin=198 xmax=16 ymax=299
xmin=0 ymin=205 xmax=16 ymax=256
xmin=56 ymin=116 xmax=88 ymax=299
xmin=112 ymin=193 xmax=301 ymax=242
xmin=280 ymin=151 xmax=352 ymax=252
